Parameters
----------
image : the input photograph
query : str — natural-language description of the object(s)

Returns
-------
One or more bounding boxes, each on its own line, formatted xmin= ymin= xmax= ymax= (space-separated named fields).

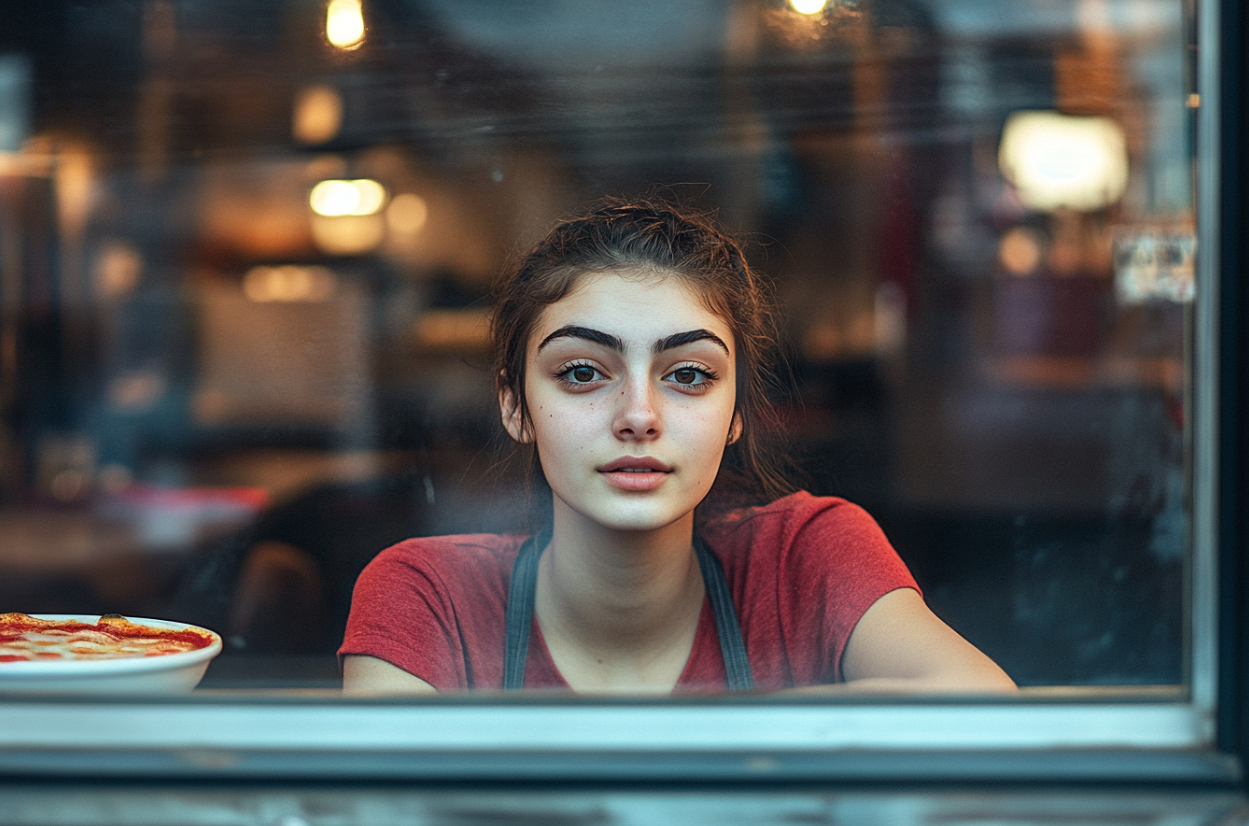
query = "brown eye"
xmin=561 ymin=364 xmax=601 ymax=383
xmin=666 ymin=366 xmax=714 ymax=387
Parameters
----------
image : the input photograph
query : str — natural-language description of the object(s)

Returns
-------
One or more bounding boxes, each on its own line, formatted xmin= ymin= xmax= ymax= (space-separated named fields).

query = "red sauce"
xmin=0 ymin=613 xmax=215 ymax=662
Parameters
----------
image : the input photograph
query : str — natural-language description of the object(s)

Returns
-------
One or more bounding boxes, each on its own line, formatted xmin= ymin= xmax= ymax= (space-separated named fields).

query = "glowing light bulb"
xmin=326 ymin=0 xmax=365 ymax=50
xmin=352 ymin=178 xmax=386 ymax=214
xmin=310 ymin=180 xmax=357 ymax=216
xmin=998 ymin=111 xmax=1129 ymax=212
xmin=789 ymin=0 xmax=828 ymax=14
xmin=310 ymin=179 xmax=386 ymax=216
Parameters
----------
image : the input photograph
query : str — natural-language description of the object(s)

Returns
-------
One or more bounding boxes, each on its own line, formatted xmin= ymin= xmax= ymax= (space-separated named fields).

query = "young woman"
xmin=340 ymin=201 xmax=1015 ymax=694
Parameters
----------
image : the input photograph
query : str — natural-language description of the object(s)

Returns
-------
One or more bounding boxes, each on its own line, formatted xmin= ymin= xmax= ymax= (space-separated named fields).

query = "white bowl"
xmin=0 ymin=614 xmax=222 ymax=693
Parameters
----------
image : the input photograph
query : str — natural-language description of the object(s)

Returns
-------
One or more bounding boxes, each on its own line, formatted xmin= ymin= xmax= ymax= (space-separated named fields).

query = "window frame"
xmin=0 ymin=0 xmax=1241 ymax=787
xmin=0 ymin=694 xmax=1232 ymax=782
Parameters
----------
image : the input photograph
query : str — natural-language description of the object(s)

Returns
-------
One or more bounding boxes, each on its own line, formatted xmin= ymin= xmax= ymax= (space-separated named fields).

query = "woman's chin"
xmin=556 ymin=496 xmax=699 ymax=535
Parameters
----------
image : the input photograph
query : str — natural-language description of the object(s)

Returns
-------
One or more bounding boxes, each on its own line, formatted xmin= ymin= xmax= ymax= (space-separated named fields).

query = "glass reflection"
xmin=0 ymin=0 xmax=1191 ymax=694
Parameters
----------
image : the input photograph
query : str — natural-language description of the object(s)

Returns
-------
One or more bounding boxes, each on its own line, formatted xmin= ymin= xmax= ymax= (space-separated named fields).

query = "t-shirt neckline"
xmin=527 ymin=596 xmax=715 ymax=692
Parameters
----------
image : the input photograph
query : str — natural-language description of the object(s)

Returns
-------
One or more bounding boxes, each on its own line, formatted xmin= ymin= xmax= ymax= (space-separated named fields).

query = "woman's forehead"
xmin=531 ymin=270 xmax=734 ymax=349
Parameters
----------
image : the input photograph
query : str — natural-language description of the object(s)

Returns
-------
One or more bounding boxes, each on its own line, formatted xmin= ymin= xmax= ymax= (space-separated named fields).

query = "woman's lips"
xmin=598 ymin=458 xmax=672 ymax=491
xmin=601 ymin=469 xmax=670 ymax=491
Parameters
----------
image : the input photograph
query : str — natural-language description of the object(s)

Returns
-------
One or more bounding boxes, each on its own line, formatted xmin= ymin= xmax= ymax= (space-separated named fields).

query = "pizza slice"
xmin=0 ymin=613 xmax=216 ymax=662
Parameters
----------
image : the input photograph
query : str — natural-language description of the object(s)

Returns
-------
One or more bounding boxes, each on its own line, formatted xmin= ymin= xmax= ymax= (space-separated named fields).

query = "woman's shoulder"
xmin=704 ymin=490 xmax=878 ymax=538
xmin=344 ymin=532 xmax=529 ymax=688
xmin=701 ymin=491 xmax=899 ymax=574
xmin=365 ymin=532 xmax=528 ymax=581
xmin=703 ymin=490 xmax=914 ymax=592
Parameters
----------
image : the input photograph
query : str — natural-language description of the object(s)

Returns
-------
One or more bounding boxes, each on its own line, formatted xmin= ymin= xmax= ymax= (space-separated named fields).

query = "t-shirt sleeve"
xmin=710 ymin=492 xmax=919 ymax=686
xmin=783 ymin=497 xmax=919 ymax=683
xmin=338 ymin=539 xmax=470 ymax=691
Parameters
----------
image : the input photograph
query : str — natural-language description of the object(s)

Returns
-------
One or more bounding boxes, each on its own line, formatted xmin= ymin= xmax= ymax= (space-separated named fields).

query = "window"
xmin=0 ymin=0 xmax=1231 ymax=782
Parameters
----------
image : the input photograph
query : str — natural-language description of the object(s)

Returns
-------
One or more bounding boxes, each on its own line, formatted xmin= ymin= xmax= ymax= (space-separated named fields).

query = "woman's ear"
xmin=499 ymin=387 xmax=533 ymax=444
xmin=727 ymin=412 xmax=743 ymax=445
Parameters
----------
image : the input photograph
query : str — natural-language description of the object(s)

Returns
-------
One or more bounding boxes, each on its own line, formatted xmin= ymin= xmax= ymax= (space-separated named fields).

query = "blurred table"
xmin=0 ymin=449 xmax=424 ymax=614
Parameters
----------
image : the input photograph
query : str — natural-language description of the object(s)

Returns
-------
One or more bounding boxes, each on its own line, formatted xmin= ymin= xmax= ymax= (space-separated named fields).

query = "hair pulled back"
xmin=490 ymin=197 xmax=795 ymax=521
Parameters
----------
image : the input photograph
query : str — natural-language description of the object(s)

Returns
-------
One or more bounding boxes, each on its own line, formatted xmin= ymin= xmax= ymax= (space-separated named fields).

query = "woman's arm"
xmin=829 ymin=587 xmax=1017 ymax=694
xmin=342 ymin=654 xmax=439 ymax=695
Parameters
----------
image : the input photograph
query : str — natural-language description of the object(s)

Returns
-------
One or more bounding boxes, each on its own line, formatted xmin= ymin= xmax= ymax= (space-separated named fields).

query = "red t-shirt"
xmin=339 ymin=492 xmax=918 ymax=691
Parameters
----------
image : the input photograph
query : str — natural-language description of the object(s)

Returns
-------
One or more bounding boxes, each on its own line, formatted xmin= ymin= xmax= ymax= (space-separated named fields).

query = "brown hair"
xmin=490 ymin=198 xmax=796 ymax=524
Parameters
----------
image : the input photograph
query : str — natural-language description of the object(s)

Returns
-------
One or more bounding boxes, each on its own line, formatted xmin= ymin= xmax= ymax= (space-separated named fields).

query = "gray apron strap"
xmin=502 ymin=531 xmax=754 ymax=691
xmin=694 ymin=535 xmax=755 ymax=691
xmin=502 ymin=527 xmax=547 ymax=691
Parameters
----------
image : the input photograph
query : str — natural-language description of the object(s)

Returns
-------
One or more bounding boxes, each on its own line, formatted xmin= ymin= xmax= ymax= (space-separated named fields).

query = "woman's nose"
xmin=612 ymin=379 xmax=661 ymax=440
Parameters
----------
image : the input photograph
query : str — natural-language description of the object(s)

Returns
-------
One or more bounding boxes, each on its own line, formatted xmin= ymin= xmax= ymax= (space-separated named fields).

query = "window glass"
xmin=0 ymin=0 xmax=1193 ymax=695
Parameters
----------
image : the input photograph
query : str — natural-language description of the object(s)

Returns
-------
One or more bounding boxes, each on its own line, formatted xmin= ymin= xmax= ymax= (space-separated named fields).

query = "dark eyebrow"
xmin=654 ymin=329 xmax=731 ymax=357
xmin=537 ymin=325 xmax=625 ymax=353
xmin=536 ymin=325 xmax=730 ymax=358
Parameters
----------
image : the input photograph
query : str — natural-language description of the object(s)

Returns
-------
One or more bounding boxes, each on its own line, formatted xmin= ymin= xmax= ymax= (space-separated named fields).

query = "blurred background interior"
xmin=0 ymin=0 xmax=1192 ymax=689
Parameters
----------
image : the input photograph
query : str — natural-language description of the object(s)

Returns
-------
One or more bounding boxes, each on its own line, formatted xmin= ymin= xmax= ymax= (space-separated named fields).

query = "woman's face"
xmin=505 ymin=269 xmax=739 ymax=535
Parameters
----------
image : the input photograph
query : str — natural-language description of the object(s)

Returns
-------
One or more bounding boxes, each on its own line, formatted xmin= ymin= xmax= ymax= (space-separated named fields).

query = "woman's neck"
xmin=533 ymin=506 xmax=705 ymax=692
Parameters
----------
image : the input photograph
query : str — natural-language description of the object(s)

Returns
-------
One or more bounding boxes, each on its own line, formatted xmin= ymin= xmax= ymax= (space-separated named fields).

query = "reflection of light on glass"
xmin=108 ymin=369 xmax=166 ymax=412
xmin=386 ymin=193 xmax=429 ymax=235
xmin=310 ymin=179 xmax=386 ymax=216
xmin=998 ymin=227 xmax=1044 ymax=275
xmin=874 ymin=281 xmax=906 ymax=357
xmin=293 ymin=85 xmax=343 ymax=145
xmin=37 ymin=435 xmax=95 ymax=504
xmin=998 ymin=111 xmax=1128 ymax=212
xmin=789 ymin=0 xmax=828 ymax=13
xmin=326 ymin=0 xmax=365 ymax=49
xmin=55 ymin=149 xmax=94 ymax=237
xmin=243 ymin=265 xmax=337 ymax=302
xmin=94 ymin=240 xmax=143 ymax=298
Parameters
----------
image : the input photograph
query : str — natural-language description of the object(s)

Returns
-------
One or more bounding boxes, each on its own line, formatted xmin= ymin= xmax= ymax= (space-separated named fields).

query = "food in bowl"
xmin=0 ymin=613 xmax=216 ymax=662
xmin=0 ymin=613 xmax=222 ymax=693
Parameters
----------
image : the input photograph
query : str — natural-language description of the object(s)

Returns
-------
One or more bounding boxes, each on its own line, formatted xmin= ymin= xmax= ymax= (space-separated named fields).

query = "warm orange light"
xmin=326 ymin=0 xmax=365 ymax=50
xmin=311 ymin=215 xmax=385 ymax=255
xmin=999 ymin=227 xmax=1044 ymax=275
xmin=293 ymin=85 xmax=343 ymax=145
xmin=243 ymin=265 xmax=337 ymax=303
xmin=386 ymin=193 xmax=429 ymax=235
xmin=94 ymin=240 xmax=143 ymax=298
